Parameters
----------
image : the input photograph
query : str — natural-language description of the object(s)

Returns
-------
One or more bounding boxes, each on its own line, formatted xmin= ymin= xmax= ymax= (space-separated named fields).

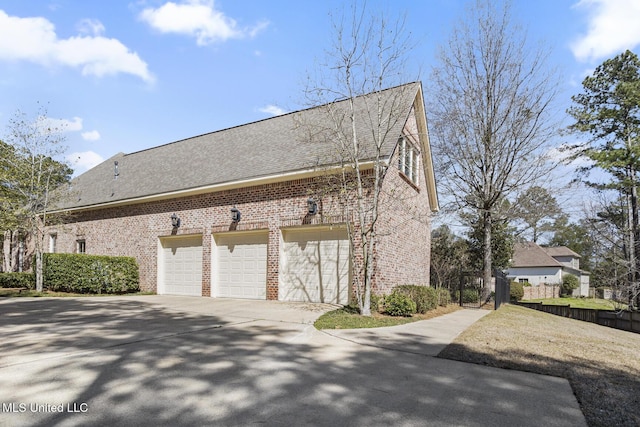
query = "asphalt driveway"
xmin=0 ymin=295 xmax=586 ymax=426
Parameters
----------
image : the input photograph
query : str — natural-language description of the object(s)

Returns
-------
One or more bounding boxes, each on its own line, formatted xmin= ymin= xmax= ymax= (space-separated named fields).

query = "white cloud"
xmin=259 ymin=104 xmax=287 ymax=116
xmin=0 ymin=10 xmax=154 ymax=83
xmin=139 ymin=0 xmax=268 ymax=46
xmin=571 ymin=0 xmax=640 ymax=62
xmin=76 ymin=18 xmax=105 ymax=36
xmin=33 ymin=115 xmax=83 ymax=134
xmin=546 ymin=143 xmax=592 ymax=168
xmin=67 ymin=151 xmax=104 ymax=173
xmin=37 ymin=117 xmax=102 ymax=143
xmin=47 ymin=116 xmax=83 ymax=132
xmin=81 ymin=130 xmax=101 ymax=141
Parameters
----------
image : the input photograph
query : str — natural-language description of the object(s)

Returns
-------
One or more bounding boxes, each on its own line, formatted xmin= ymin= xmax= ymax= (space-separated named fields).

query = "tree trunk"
xmin=625 ymin=159 xmax=639 ymax=309
xmin=631 ymin=183 xmax=640 ymax=309
xmin=483 ymin=209 xmax=492 ymax=303
xmin=2 ymin=231 xmax=11 ymax=272
xmin=35 ymin=250 xmax=43 ymax=292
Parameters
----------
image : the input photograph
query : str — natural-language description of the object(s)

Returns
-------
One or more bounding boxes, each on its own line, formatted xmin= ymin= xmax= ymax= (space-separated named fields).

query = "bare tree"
xmin=429 ymin=0 xmax=560 ymax=297
xmin=302 ymin=3 xmax=418 ymax=315
xmin=1 ymin=104 xmax=72 ymax=290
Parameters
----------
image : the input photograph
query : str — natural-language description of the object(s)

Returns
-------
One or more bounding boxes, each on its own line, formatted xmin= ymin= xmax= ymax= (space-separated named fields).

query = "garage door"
xmin=280 ymin=228 xmax=350 ymax=304
xmin=213 ymin=232 xmax=268 ymax=299
xmin=159 ymin=235 xmax=203 ymax=296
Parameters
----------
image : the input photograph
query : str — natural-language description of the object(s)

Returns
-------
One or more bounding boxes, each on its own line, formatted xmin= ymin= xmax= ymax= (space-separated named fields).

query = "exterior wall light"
xmin=307 ymin=198 xmax=318 ymax=215
xmin=231 ymin=206 xmax=241 ymax=223
xmin=171 ymin=213 xmax=181 ymax=228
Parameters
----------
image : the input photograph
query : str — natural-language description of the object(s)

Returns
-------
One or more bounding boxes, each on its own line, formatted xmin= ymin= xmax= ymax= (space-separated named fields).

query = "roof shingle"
xmin=59 ymin=82 xmax=421 ymax=210
xmin=511 ymin=242 xmax=563 ymax=268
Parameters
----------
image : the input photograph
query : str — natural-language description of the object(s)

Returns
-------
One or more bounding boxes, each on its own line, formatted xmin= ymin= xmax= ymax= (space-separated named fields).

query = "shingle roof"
xmin=58 ymin=82 xmax=422 ymax=210
xmin=543 ymin=246 xmax=581 ymax=258
xmin=511 ymin=242 xmax=563 ymax=268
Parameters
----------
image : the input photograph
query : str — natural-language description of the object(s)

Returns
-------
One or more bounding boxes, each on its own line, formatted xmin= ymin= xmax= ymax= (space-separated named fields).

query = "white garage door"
xmin=280 ymin=228 xmax=350 ymax=304
xmin=160 ymin=235 xmax=203 ymax=296
xmin=213 ymin=232 xmax=268 ymax=299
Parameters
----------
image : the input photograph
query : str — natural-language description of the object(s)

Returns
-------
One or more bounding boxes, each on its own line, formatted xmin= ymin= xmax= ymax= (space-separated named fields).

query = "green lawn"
xmin=314 ymin=304 xmax=461 ymax=329
xmin=521 ymin=296 xmax=622 ymax=310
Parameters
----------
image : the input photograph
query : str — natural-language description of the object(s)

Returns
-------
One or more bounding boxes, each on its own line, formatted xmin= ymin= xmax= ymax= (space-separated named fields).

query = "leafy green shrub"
xmin=343 ymin=303 xmax=361 ymax=314
xmin=344 ymin=294 xmax=383 ymax=314
xmin=0 ymin=272 xmax=35 ymax=289
xmin=43 ymin=253 xmax=139 ymax=294
xmin=437 ymin=288 xmax=451 ymax=306
xmin=384 ymin=291 xmax=416 ymax=317
xmin=394 ymin=285 xmax=438 ymax=313
xmin=370 ymin=293 xmax=383 ymax=313
xmin=561 ymin=274 xmax=580 ymax=296
xmin=458 ymin=288 xmax=480 ymax=303
xmin=510 ymin=281 xmax=524 ymax=301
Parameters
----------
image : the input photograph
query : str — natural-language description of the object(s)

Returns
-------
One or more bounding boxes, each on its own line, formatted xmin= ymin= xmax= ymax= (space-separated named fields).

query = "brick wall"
xmin=48 ymin=108 xmax=434 ymax=300
xmin=48 ymin=160 xmax=432 ymax=300
xmin=52 ymin=176 xmax=337 ymax=294
xmin=374 ymin=116 xmax=432 ymax=294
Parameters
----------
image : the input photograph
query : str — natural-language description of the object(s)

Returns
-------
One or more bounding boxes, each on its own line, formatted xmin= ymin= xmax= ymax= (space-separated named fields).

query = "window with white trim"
xmin=397 ymin=136 xmax=420 ymax=185
xmin=49 ymin=234 xmax=57 ymax=253
xmin=77 ymin=239 xmax=86 ymax=254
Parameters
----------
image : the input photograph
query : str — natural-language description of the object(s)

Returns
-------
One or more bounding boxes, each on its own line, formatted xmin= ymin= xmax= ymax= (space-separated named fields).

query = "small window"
xmin=398 ymin=136 xmax=420 ymax=185
xmin=77 ymin=239 xmax=86 ymax=254
xmin=49 ymin=234 xmax=57 ymax=253
xmin=519 ymin=278 xmax=529 ymax=284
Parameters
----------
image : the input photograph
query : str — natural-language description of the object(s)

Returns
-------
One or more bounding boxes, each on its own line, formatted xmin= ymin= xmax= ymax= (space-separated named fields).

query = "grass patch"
xmin=0 ymin=289 xmax=155 ymax=298
xmin=522 ymin=296 xmax=623 ymax=310
xmin=439 ymin=304 xmax=640 ymax=427
xmin=315 ymin=304 xmax=461 ymax=330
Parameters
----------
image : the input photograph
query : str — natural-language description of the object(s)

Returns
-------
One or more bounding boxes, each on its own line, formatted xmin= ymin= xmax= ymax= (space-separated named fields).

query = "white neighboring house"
xmin=507 ymin=242 xmax=590 ymax=297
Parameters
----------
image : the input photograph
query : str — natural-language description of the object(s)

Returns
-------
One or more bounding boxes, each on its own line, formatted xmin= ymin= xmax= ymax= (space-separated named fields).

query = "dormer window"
xmin=398 ymin=136 xmax=420 ymax=185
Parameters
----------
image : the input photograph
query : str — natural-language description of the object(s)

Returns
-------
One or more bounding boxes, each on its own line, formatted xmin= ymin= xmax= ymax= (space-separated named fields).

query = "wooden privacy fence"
xmin=523 ymin=284 xmax=559 ymax=300
xmin=517 ymin=302 xmax=640 ymax=334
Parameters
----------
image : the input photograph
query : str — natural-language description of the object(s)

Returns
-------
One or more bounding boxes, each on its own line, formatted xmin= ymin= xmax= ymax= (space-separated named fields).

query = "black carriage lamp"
xmin=171 ymin=213 xmax=181 ymax=228
xmin=231 ymin=206 xmax=241 ymax=223
xmin=307 ymin=197 xmax=318 ymax=215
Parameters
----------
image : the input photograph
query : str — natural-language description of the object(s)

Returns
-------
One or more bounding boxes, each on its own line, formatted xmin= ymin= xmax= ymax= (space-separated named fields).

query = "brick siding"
xmin=374 ymin=116 xmax=432 ymax=294
xmin=47 ymin=156 xmax=431 ymax=300
xmin=45 ymin=108 xmax=433 ymax=301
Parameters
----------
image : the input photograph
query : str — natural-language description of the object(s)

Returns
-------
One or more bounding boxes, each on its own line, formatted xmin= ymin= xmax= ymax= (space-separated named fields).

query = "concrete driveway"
xmin=0 ymin=295 xmax=586 ymax=426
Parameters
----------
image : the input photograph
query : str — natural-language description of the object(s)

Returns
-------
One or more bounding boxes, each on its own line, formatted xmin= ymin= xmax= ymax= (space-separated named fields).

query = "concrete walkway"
xmin=0 ymin=296 xmax=586 ymax=426
xmin=323 ymin=308 xmax=490 ymax=356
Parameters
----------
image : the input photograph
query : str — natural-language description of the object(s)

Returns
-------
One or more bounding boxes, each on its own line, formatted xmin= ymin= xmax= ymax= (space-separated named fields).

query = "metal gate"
xmin=458 ymin=271 xmax=483 ymax=308
xmin=458 ymin=270 xmax=509 ymax=309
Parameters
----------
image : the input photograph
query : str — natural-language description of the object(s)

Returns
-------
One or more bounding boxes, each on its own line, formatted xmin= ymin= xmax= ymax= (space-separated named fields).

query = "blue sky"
xmin=0 ymin=0 xmax=639 ymax=180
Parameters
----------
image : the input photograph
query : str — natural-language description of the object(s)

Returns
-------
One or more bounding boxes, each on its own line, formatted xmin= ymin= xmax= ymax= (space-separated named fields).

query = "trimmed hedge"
xmin=454 ymin=288 xmax=481 ymax=304
xmin=43 ymin=253 xmax=140 ymax=294
xmin=0 ymin=272 xmax=35 ymax=289
xmin=384 ymin=291 xmax=416 ymax=317
xmin=394 ymin=285 xmax=438 ymax=314
xmin=510 ymin=281 xmax=524 ymax=301
xmin=370 ymin=293 xmax=383 ymax=313
xmin=437 ymin=288 xmax=451 ymax=306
